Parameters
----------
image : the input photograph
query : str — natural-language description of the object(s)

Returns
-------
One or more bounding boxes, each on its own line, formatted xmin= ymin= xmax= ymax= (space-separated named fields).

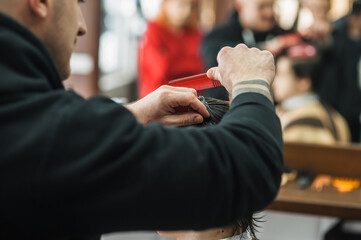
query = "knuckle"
xmin=217 ymin=49 xmax=232 ymax=64
xmin=187 ymin=87 xmax=197 ymax=95
xmin=157 ymin=86 xmax=171 ymax=99
xmin=218 ymin=46 xmax=231 ymax=57
xmin=185 ymin=92 xmax=195 ymax=101
xmin=236 ymin=43 xmax=247 ymax=49
xmin=263 ymin=49 xmax=273 ymax=56
xmin=250 ymin=47 xmax=260 ymax=53
xmin=217 ymin=50 xmax=224 ymax=61
xmin=158 ymin=85 xmax=169 ymax=92
xmin=261 ymin=50 xmax=274 ymax=59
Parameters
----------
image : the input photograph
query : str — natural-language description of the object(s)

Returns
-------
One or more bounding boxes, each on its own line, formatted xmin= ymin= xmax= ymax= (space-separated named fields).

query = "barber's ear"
xmin=28 ymin=0 xmax=49 ymax=18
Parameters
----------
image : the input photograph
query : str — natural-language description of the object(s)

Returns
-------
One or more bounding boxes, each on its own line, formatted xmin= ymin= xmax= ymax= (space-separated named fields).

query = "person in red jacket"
xmin=138 ymin=0 xmax=204 ymax=98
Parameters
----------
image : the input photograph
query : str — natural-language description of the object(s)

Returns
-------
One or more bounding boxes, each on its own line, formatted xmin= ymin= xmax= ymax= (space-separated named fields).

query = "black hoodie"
xmin=0 ymin=13 xmax=283 ymax=240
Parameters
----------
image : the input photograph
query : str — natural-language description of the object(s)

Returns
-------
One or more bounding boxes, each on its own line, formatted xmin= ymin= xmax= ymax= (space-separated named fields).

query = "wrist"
xmin=124 ymin=102 xmax=149 ymax=125
xmin=232 ymin=79 xmax=273 ymax=103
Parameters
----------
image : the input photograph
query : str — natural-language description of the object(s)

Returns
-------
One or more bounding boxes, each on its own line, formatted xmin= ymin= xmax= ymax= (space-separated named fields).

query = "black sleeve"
xmin=30 ymin=92 xmax=284 ymax=236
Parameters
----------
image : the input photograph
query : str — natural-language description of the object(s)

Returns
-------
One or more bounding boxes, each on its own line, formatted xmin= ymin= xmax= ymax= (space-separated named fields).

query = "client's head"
xmin=196 ymin=96 xmax=230 ymax=126
xmin=273 ymin=43 xmax=322 ymax=103
xmin=158 ymin=96 xmax=258 ymax=240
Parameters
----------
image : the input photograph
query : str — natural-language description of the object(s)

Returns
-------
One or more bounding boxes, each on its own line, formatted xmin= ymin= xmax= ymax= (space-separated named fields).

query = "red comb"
xmin=287 ymin=43 xmax=318 ymax=59
xmin=168 ymin=73 xmax=222 ymax=91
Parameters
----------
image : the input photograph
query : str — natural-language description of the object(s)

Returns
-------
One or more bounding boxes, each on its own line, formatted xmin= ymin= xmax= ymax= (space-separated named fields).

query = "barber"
xmin=0 ymin=0 xmax=283 ymax=239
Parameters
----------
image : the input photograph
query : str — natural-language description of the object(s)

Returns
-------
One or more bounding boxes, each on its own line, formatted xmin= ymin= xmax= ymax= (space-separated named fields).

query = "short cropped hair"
xmin=276 ymin=43 xmax=323 ymax=89
xmin=352 ymin=0 xmax=361 ymax=15
xmin=196 ymin=96 xmax=229 ymax=126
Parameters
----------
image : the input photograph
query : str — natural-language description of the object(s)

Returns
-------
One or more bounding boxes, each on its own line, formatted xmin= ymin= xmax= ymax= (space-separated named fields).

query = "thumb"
xmin=207 ymin=67 xmax=221 ymax=81
xmin=160 ymin=113 xmax=204 ymax=127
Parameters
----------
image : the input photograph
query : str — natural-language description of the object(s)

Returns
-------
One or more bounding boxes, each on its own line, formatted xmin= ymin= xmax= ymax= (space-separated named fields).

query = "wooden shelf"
xmin=269 ymin=181 xmax=361 ymax=219
xmin=267 ymin=142 xmax=361 ymax=219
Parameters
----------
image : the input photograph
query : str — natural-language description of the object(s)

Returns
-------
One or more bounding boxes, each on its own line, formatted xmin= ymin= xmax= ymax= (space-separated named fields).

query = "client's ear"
xmin=299 ymin=77 xmax=312 ymax=92
xmin=28 ymin=0 xmax=49 ymax=18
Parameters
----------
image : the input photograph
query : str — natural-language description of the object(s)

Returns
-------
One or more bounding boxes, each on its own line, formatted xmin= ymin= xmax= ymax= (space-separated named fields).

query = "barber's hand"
xmin=207 ymin=44 xmax=275 ymax=100
xmin=125 ymin=86 xmax=210 ymax=126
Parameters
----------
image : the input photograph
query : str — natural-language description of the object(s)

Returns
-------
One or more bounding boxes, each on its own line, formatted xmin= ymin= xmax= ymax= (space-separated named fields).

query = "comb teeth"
xmin=212 ymin=80 xmax=222 ymax=87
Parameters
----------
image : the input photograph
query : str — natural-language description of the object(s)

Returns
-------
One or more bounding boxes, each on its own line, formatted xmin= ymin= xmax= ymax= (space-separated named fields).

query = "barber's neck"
xmin=0 ymin=2 xmax=46 ymax=44
xmin=0 ymin=1 xmax=24 ymax=24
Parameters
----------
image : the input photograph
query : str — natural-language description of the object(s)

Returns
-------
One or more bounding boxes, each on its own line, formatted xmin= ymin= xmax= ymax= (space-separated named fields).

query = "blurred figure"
xmin=297 ymin=0 xmax=332 ymax=43
xmin=316 ymin=0 xmax=361 ymax=142
xmin=273 ymin=43 xmax=350 ymax=143
xmin=300 ymin=0 xmax=331 ymax=23
xmin=138 ymin=0 xmax=204 ymax=98
xmin=201 ymin=0 xmax=287 ymax=100
xmin=260 ymin=41 xmax=350 ymax=240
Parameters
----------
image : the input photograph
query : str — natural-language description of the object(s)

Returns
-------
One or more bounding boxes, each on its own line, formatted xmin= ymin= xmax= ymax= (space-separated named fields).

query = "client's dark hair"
xmin=352 ymin=0 xmax=361 ymax=15
xmin=195 ymin=96 xmax=260 ymax=240
xmin=196 ymin=96 xmax=230 ymax=126
xmin=276 ymin=43 xmax=324 ymax=90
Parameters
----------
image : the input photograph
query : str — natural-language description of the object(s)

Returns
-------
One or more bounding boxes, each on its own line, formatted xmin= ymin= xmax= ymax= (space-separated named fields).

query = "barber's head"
xmin=0 ymin=0 xmax=87 ymax=80
xmin=273 ymin=43 xmax=321 ymax=103
xmin=235 ymin=0 xmax=276 ymax=32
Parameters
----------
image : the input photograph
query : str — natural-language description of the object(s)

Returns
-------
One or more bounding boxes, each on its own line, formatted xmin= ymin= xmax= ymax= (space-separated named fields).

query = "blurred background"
xmin=62 ymin=1 xmax=361 ymax=240
xmin=64 ymin=0 xmax=351 ymax=101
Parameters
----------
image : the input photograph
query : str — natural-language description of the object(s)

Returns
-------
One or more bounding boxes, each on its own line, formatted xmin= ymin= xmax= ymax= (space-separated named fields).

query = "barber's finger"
xmin=207 ymin=67 xmax=221 ymax=81
xmin=159 ymin=85 xmax=198 ymax=97
xmin=217 ymin=46 xmax=232 ymax=64
xmin=189 ymin=100 xmax=210 ymax=118
xmin=174 ymin=93 xmax=210 ymax=118
xmin=235 ymin=43 xmax=249 ymax=50
xmin=168 ymin=86 xmax=198 ymax=96
xmin=161 ymin=113 xmax=204 ymax=127
xmin=207 ymin=67 xmax=216 ymax=79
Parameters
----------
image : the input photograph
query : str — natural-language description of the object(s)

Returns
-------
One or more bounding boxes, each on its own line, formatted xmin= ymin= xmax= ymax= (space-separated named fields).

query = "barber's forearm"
xmin=226 ymin=93 xmax=283 ymax=212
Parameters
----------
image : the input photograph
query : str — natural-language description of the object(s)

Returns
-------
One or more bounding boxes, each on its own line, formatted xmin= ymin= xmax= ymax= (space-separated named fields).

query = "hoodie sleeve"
xmin=27 ymin=91 xmax=283 ymax=237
